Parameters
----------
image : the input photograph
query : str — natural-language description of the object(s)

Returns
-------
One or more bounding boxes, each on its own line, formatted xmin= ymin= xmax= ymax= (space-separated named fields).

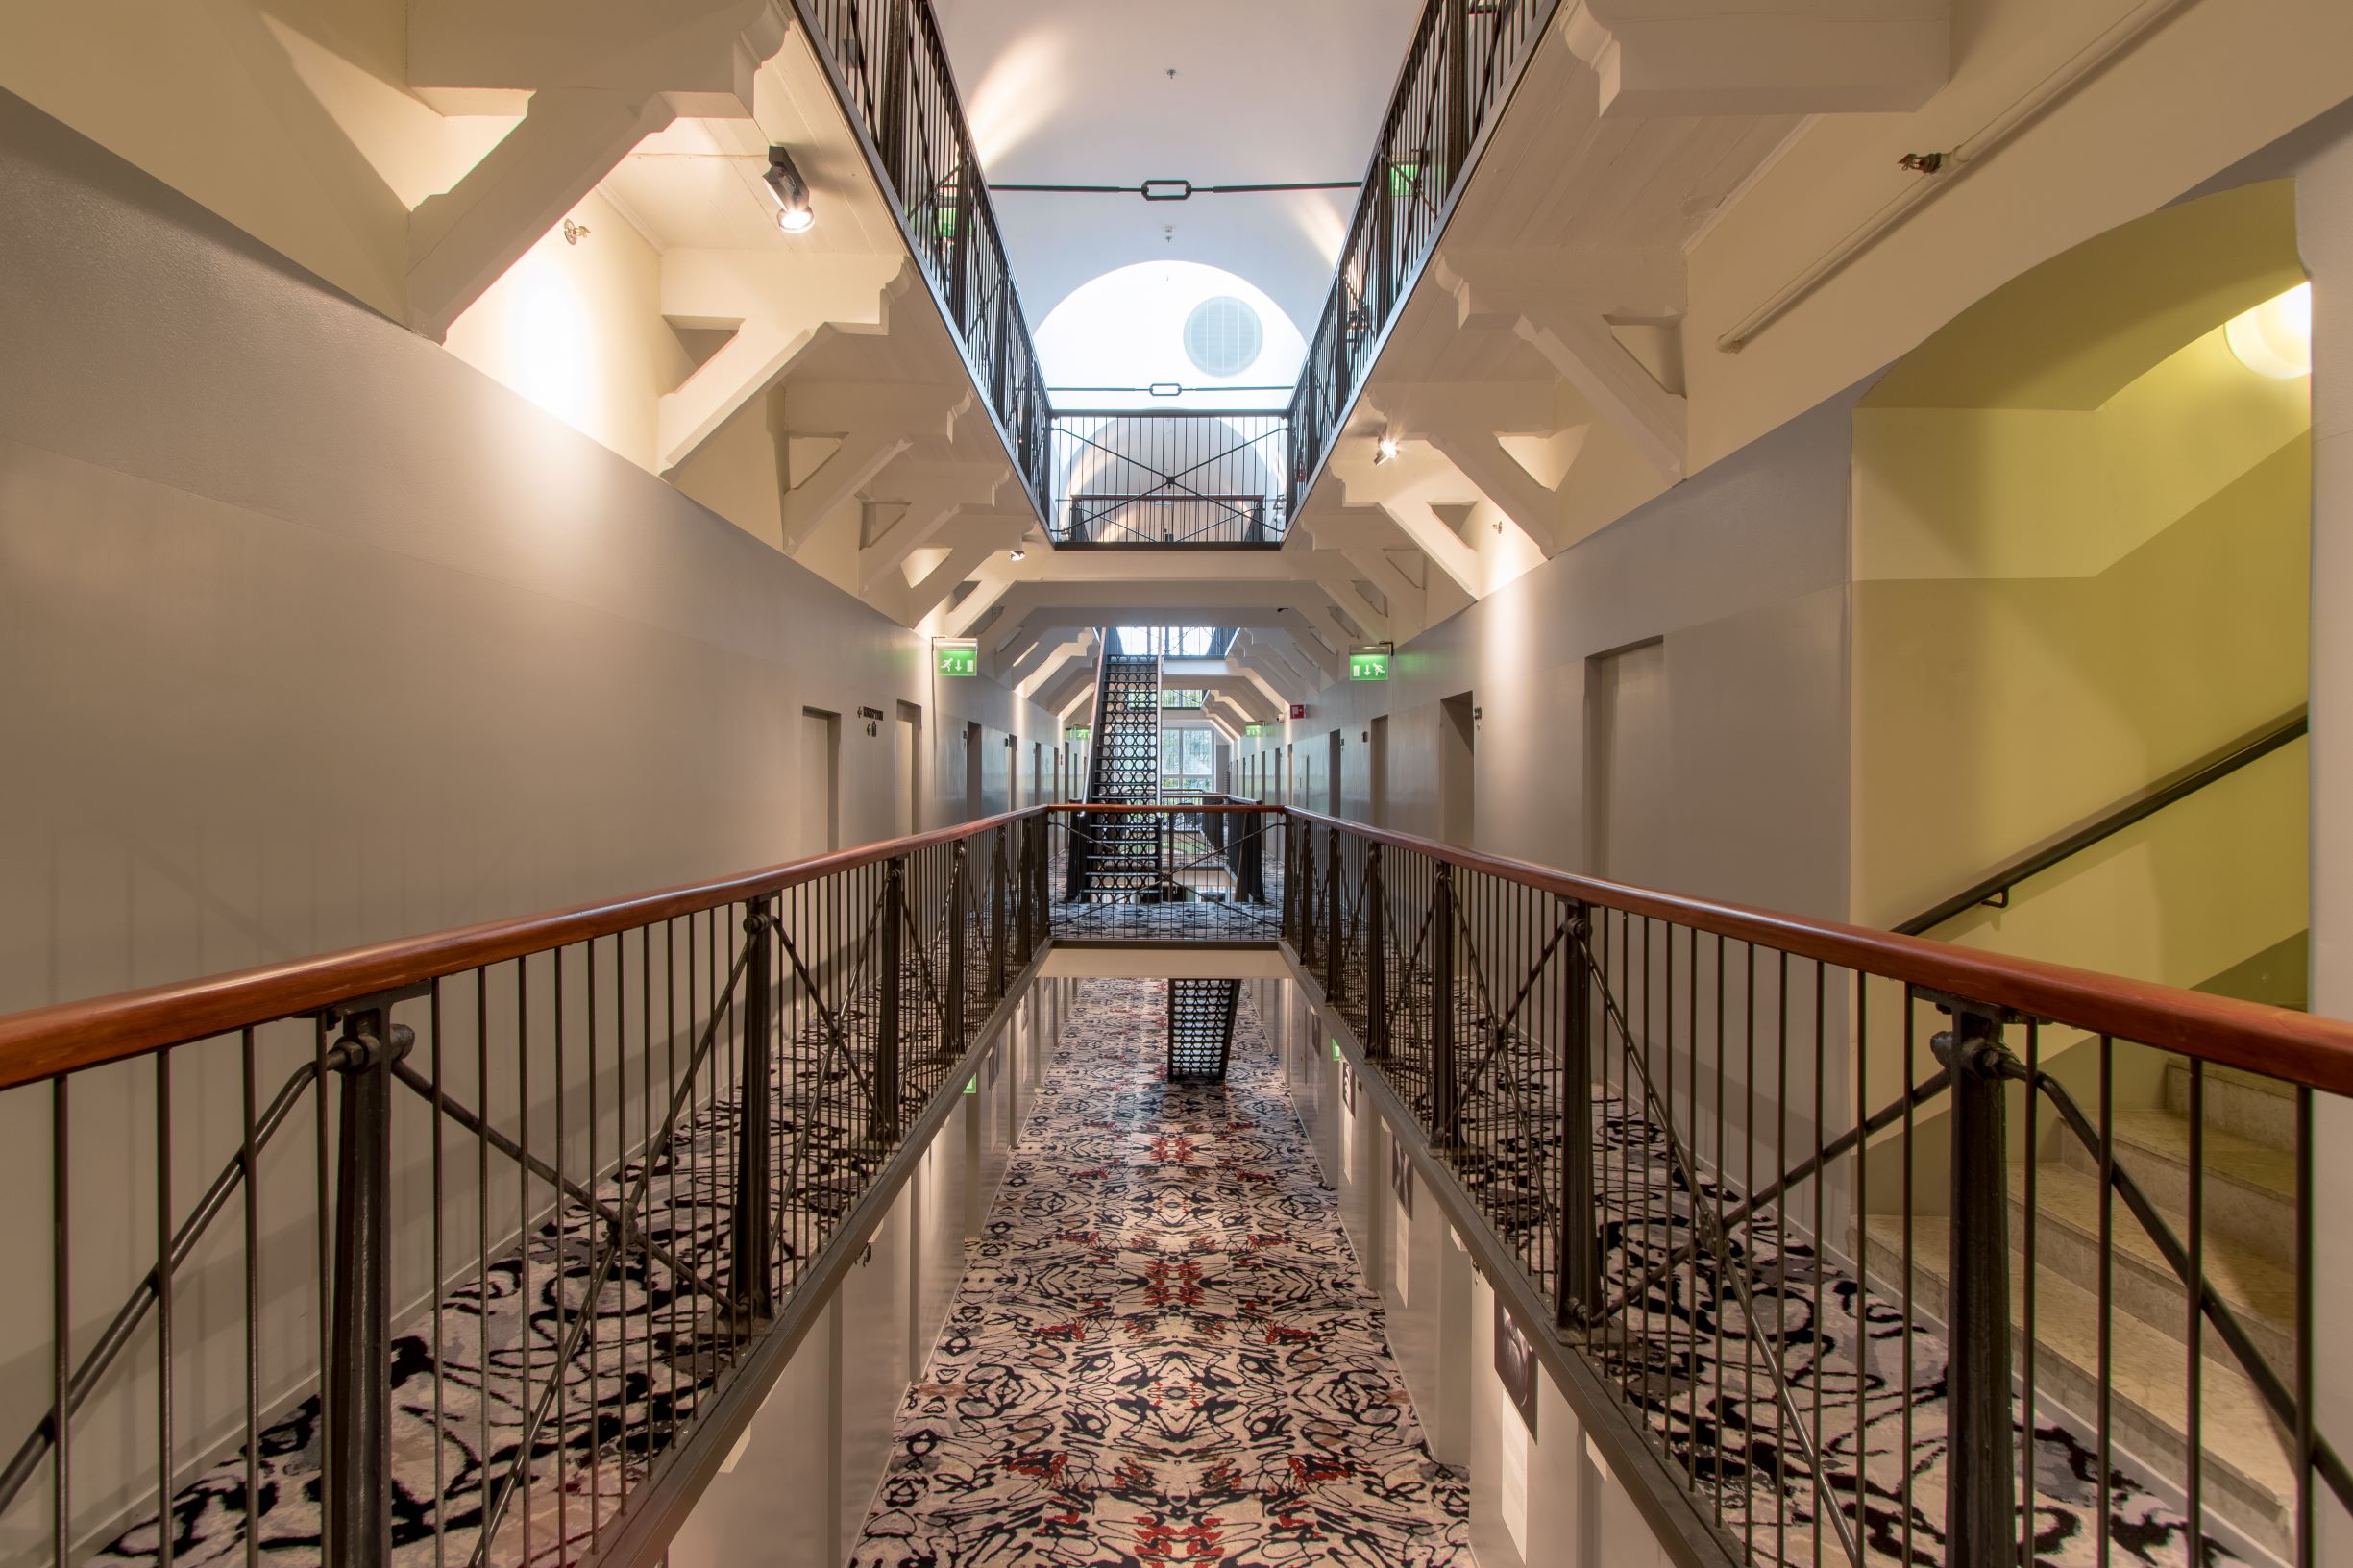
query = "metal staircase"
xmin=1066 ymin=648 xmax=1164 ymax=901
xmin=1165 ymin=979 xmax=1238 ymax=1081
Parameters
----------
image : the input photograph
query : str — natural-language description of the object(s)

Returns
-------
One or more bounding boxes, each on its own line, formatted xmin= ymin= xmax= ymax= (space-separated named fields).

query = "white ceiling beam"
xmin=1235 ymin=643 xmax=1309 ymax=704
xmin=903 ymin=523 xmax=1023 ymax=628
xmin=858 ymin=464 xmax=1010 ymax=596
xmin=408 ymin=0 xmax=788 ymax=103
xmin=1020 ymin=634 xmax=1098 ymax=701
xmin=411 ymin=89 xmax=678 ymax=341
xmin=1434 ymin=253 xmax=1688 ymax=481
xmin=782 ymin=429 xmax=912 ymax=551
xmin=1200 ymin=702 xmax=1248 ymax=744
xmin=656 ymin=257 xmax=910 ymax=474
xmin=1272 ymin=610 xmax=1344 ymax=681
xmin=1511 ymin=305 xmax=1687 ymax=481
xmin=1290 ymin=551 xmax=1394 ymax=642
xmin=1006 ymin=630 xmax=1089 ymax=692
xmin=939 ymin=557 xmax=1024 ymax=639
xmin=1559 ymin=0 xmax=1948 ymax=118
xmin=405 ymin=0 xmax=787 ymax=338
xmin=1422 ymin=429 xmax=1563 ymax=554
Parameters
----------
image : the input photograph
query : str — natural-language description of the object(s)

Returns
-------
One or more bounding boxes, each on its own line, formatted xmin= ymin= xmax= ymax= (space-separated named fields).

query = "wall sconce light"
xmin=1373 ymin=435 xmax=1399 ymax=465
xmin=2226 ymin=282 xmax=2312 ymax=380
xmin=764 ymin=147 xmax=816 ymax=234
xmin=1009 ymin=548 xmax=1026 ymax=561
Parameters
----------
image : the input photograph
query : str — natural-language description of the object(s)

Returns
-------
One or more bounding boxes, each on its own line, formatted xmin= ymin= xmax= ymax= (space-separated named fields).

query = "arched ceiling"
xmin=1864 ymin=181 xmax=2308 ymax=411
xmin=930 ymin=0 xmax=1422 ymax=353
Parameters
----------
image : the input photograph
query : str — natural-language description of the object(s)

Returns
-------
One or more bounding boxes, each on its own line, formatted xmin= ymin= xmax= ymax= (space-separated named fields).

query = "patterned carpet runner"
xmin=848 ymin=978 xmax=1471 ymax=1566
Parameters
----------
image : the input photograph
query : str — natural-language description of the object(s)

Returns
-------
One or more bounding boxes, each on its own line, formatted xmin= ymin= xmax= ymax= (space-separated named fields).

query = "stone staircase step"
xmin=2163 ymin=1057 xmax=2299 ymax=1150
xmin=2052 ymin=1105 xmax=2296 ymax=1266
xmin=1859 ymin=1216 xmax=2293 ymax=1562
xmin=2007 ymin=1160 xmax=2297 ymax=1383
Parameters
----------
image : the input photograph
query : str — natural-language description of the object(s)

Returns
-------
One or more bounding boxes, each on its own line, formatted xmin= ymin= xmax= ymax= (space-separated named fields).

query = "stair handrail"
xmin=1895 ymin=704 xmax=2310 ymax=935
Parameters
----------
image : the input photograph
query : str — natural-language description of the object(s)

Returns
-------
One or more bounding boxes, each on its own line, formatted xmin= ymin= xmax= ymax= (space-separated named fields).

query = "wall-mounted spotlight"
xmin=764 ymin=147 xmax=815 ymax=234
xmin=1373 ymin=435 xmax=1399 ymax=465
xmin=1009 ymin=548 xmax=1027 ymax=561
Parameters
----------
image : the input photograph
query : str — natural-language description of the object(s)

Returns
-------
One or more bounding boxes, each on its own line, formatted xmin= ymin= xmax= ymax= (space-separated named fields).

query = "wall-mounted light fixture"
xmin=1373 ymin=435 xmax=1399 ymax=465
xmin=764 ymin=147 xmax=816 ymax=234
xmin=1009 ymin=548 xmax=1026 ymax=561
xmin=2226 ymin=282 xmax=2312 ymax=380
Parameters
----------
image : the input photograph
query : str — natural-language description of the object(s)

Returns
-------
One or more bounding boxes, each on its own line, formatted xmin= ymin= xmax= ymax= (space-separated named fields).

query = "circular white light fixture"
xmin=776 ymin=206 xmax=815 ymax=234
xmin=2225 ymin=282 xmax=2312 ymax=380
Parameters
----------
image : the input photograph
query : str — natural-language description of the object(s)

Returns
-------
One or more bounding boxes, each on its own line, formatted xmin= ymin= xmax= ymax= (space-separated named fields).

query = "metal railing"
xmin=792 ymin=0 xmax=1562 ymax=545
xmin=1284 ymin=0 xmax=1558 ymax=514
xmin=791 ymin=0 xmax=1052 ymax=511
xmin=1281 ymin=807 xmax=2351 ymax=1568
xmin=0 ymin=811 xmax=1054 ymax=1568
xmin=21 ymin=791 xmax=2342 ymax=1567
xmin=1045 ymin=804 xmax=1282 ymax=943
xmin=1047 ymin=411 xmax=1291 ymax=545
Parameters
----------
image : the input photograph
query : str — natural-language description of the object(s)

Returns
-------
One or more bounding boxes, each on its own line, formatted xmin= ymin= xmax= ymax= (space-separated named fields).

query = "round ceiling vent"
xmin=1183 ymin=296 xmax=1263 ymax=379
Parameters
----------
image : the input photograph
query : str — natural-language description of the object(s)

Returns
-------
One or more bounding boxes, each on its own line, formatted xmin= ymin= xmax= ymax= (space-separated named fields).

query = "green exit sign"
xmin=1246 ymin=723 xmax=1268 ymax=738
xmin=935 ymin=641 xmax=978 ymax=676
xmin=1349 ymin=647 xmax=1390 ymax=681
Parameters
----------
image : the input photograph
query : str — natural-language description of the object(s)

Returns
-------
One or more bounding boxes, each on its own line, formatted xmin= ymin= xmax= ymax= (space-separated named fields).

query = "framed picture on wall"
xmin=1494 ymin=1296 xmax=1538 ymax=1436
xmin=1390 ymin=1137 xmax=1413 ymax=1217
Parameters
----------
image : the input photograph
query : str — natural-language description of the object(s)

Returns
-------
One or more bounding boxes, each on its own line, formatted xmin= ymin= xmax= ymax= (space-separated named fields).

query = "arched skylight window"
xmin=1038 ymin=262 xmax=1305 ymax=409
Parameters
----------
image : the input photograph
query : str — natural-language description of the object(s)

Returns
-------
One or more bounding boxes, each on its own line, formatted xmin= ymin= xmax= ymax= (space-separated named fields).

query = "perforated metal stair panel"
xmin=1073 ymin=652 xmax=1164 ymax=902
xmin=1166 ymin=978 xmax=1238 ymax=1081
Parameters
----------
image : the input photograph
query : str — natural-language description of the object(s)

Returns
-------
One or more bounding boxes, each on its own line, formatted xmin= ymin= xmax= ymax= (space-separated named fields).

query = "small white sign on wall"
xmin=1340 ymin=1069 xmax=1357 ymax=1183
xmin=1391 ymin=1204 xmax=1410 ymax=1305
xmin=1498 ymin=1396 xmax=1531 ymax=1561
xmin=1389 ymin=1140 xmax=1412 ymax=1305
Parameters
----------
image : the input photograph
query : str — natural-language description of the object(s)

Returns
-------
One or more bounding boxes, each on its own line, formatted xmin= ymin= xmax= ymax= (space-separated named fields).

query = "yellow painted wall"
xmin=1851 ymin=192 xmax=2312 ymax=1050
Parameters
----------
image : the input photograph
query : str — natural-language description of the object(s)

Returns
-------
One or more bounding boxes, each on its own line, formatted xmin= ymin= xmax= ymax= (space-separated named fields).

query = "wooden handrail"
xmin=17 ymin=798 xmax=2346 ymax=1100
xmin=0 ymin=806 xmax=1054 ymax=1092
xmin=1047 ymin=802 xmax=1278 ymax=814
xmin=1281 ymin=806 xmax=2353 ymax=1097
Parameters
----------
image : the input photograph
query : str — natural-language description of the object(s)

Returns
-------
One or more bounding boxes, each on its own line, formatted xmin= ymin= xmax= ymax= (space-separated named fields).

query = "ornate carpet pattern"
xmin=1366 ymin=1014 xmax=2255 ymax=1568
xmin=86 ymin=932 xmax=990 ymax=1568
xmin=849 ymin=978 xmax=1470 ymax=1567
xmin=1581 ymin=1095 xmax=2247 ymax=1568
